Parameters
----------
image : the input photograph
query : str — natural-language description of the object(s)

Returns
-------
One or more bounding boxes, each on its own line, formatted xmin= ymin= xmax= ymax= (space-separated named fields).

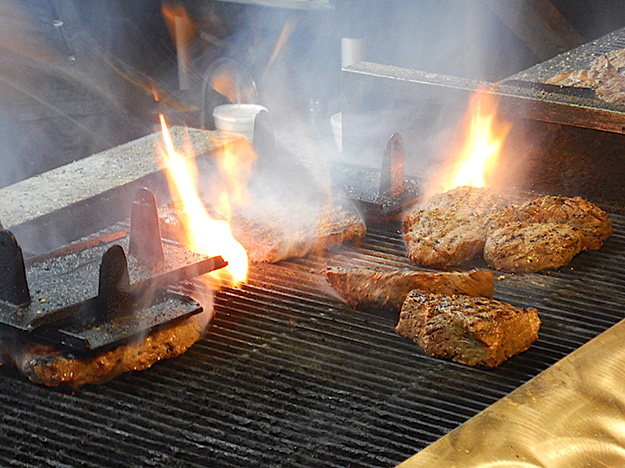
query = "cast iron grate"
xmin=0 ymin=215 xmax=624 ymax=467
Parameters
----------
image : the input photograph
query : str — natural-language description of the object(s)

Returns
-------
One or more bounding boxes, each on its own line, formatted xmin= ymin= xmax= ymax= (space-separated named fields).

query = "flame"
xmin=210 ymin=138 xmax=256 ymax=221
xmin=265 ymin=13 xmax=298 ymax=72
xmin=161 ymin=3 xmax=197 ymax=45
xmin=212 ymin=73 xmax=238 ymax=103
xmin=438 ymin=90 xmax=511 ymax=192
xmin=158 ymin=114 xmax=249 ymax=284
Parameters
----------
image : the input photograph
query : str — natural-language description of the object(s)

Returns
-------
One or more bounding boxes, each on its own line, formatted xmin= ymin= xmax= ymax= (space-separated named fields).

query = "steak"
xmin=12 ymin=313 xmax=208 ymax=387
xmin=233 ymin=204 xmax=365 ymax=263
xmin=402 ymin=186 xmax=510 ymax=269
xmin=396 ymin=292 xmax=541 ymax=367
xmin=545 ymin=50 xmax=625 ymax=104
xmin=161 ymin=203 xmax=365 ymax=264
xmin=325 ymin=267 xmax=494 ymax=311
xmin=483 ymin=195 xmax=612 ymax=273
xmin=511 ymin=195 xmax=612 ymax=251
xmin=484 ymin=221 xmax=584 ymax=273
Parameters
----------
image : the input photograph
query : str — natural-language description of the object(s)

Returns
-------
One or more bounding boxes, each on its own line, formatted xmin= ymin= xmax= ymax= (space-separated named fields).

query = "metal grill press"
xmin=0 ymin=215 xmax=623 ymax=467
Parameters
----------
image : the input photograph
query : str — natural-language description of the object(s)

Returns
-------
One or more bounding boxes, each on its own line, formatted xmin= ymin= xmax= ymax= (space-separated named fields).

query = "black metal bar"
xmin=379 ymin=133 xmax=405 ymax=198
xmin=98 ymin=244 xmax=133 ymax=321
xmin=129 ymin=187 xmax=165 ymax=266
xmin=342 ymin=62 xmax=625 ymax=138
xmin=0 ymin=230 xmax=30 ymax=307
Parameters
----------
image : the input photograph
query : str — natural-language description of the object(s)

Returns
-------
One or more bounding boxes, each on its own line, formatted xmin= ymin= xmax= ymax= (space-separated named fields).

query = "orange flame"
xmin=158 ymin=114 xmax=249 ymax=284
xmin=212 ymin=73 xmax=238 ymax=103
xmin=210 ymin=138 xmax=256 ymax=222
xmin=265 ymin=13 xmax=298 ymax=72
xmin=161 ymin=3 xmax=197 ymax=46
xmin=438 ymin=91 xmax=511 ymax=192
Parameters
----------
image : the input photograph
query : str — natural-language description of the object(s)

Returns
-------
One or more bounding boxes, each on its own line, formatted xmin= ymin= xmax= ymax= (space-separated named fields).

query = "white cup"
xmin=213 ymin=104 xmax=268 ymax=141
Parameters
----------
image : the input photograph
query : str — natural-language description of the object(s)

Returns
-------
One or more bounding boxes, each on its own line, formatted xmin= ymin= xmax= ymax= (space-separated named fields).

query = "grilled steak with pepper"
xmin=510 ymin=195 xmax=612 ymax=251
xmin=13 ymin=313 xmax=208 ymax=387
xmin=484 ymin=195 xmax=612 ymax=272
xmin=233 ymin=204 xmax=365 ymax=263
xmin=325 ymin=267 xmax=494 ymax=310
xmin=545 ymin=50 xmax=625 ymax=105
xmin=161 ymin=203 xmax=365 ymax=264
xmin=396 ymin=291 xmax=541 ymax=367
xmin=402 ymin=186 xmax=510 ymax=269
xmin=484 ymin=221 xmax=584 ymax=273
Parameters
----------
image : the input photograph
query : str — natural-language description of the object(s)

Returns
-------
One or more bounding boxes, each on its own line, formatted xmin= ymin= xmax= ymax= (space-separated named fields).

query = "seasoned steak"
xmin=233 ymin=204 xmax=365 ymax=263
xmin=325 ymin=267 xmax=494 ymax=311
xmin=545 ymin=51 xmax=625 ymax=105
xmin=484 ymin=222 xmax=584 ymax=273
xmin=512 ymin=195 xmax=612 ymax=251
xmin=402 ymin=186 xmax=509 ymax=269
xmin=396 ymin=291 xmax=541 ymax=367
xmin=161 ymin=203 xmax=365 ymax=264
xmin=14 ymin=313 xmax=208 ymax=387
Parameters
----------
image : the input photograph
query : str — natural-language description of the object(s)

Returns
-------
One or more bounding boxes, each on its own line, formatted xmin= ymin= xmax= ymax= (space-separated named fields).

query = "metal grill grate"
xmin=0 ymin=215 xmax=624 ymax=467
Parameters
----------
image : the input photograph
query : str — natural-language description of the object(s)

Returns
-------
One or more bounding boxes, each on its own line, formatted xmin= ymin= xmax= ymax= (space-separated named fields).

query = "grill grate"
xmin=0 ymin=215 xmax=624 ymax=467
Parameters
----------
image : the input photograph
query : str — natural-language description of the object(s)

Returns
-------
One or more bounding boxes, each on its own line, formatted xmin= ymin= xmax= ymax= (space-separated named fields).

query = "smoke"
xmin=0 ymin=1 xmax=173 ymax=189
xmin=185 ymin=1 xmax=556 ymax=198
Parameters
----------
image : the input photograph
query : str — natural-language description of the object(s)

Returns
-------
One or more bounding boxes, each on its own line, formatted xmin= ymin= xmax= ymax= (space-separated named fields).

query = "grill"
xmin=1 ymin=213 xmax=624 ymax=467
xmin=2 ymin=23 xmax=625 ymax=468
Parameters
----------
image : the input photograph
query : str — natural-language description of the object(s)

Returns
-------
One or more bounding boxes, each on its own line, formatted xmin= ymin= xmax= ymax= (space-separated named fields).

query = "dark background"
xmin=0 ymin=0 xmax=624 ymax=188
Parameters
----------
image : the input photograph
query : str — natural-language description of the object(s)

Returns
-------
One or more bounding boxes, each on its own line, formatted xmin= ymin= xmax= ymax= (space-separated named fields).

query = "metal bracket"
xmin=0 ymin=187 xmax=228 ymax=353
xmin=379 ymin=133 xmax=405 ymax=198
xmin=0 ymin=229 xmax=30 ymax=307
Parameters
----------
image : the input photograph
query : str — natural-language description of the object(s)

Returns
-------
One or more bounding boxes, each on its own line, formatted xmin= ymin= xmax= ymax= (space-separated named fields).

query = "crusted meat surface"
xmin=13 ymin=314 xmax=207 ymax=387
xmin=483 ymin=195 xmax=612 ymax=272
xmin=402 ymin=186 xmax=510 ymax=269
xmin=233 ymin=204 xmax=365 ymax=263
xmin=545 ymin=51 xmax=625 ymax=104
xmin=512 ymin=195 xmax=612 ymax=251
xmin=484 ymin=222 xmax=584 ymax=273
xmin=325 ymin=267 xmax=494 ymax=311
xmin=396 ymin=292 xmax=541 ymax=367
xmin=161 ymin=203 xmax=365 ymax=264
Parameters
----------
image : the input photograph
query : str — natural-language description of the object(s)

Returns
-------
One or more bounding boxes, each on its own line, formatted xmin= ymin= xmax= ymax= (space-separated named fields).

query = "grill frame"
xmin=3 ymin=24 xmax=625 ymax=467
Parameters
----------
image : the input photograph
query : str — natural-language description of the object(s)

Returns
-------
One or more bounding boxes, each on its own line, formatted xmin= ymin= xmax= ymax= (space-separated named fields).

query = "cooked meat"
xmin=483 ymin=195 xmax=612 ymax=273
xmin=545 ymin=52 xmax=625 ymax=104
xmin=233 ymin=204 xmax=365 ymax=263
xmin=605 ymin=48 xmax=625 ymax=69
xmin=402 ymin=186 xmax=510 ymax=269
xmin=161 ymin=203 xmax=365 ymax=264
xmin=325 ymin=267 xmax=494 ymax=310
xmin=13 ymin=313 xmax=207 ymax=387
xmin=512 ymin=195 xmax=612 ymax=251
xmin=484 ymin=222 xmax=584 ymax=273
xmin=396 ymin=291 xmax=541 ymax=367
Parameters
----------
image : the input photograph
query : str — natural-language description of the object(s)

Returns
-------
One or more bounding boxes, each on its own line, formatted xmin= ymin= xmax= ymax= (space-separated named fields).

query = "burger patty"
xmin=402 ymin=186 xmax=510 ymax=269
xmin=325 ymin=266 xmax=494 ymax=311
xmin=396 ymin=291 xmax=541 ymax=367
xmin=484 ymin=221 xmax=584 ymax=273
